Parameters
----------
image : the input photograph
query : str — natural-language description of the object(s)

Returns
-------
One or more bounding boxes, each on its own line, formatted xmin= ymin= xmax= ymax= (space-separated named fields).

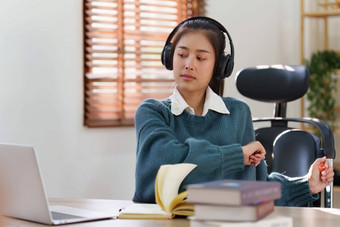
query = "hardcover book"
xmin=193 ymin=200 xmax=274 ymax=222
xmin=186 ymin=179 xmax=281 ymax=205
xmin=190 ymin=213 xmax=293 ymax=227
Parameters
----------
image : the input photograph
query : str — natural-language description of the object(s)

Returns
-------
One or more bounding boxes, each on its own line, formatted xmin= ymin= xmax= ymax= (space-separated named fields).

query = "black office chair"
xmin=236 ymin=64 xmax=336 ymax=208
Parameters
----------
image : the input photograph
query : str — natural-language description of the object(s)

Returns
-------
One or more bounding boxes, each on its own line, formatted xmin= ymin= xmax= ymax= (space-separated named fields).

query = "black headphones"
xmin=161 ymin=16 xmax=235 ymax=80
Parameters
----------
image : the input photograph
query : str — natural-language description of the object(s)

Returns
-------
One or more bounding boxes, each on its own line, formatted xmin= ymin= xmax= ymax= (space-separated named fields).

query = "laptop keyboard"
xmin=51 ymin=211 xmax=84 ymax=220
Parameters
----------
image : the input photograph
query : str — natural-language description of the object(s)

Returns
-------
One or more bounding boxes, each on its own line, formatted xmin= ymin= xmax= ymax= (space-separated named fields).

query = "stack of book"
xmin=186 ymin=179 xmax=293 ymax=227
xmin=117 ymin=164 xmax=293 ymax=226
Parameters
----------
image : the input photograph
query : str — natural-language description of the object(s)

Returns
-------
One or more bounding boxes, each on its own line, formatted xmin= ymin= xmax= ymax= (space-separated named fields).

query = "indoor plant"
xmin=305 ymin=50 xmax=340 ymax=130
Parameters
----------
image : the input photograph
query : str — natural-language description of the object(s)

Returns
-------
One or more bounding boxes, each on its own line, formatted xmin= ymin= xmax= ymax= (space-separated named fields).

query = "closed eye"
xmin=197 ymin=56 xmax=206 ymax=61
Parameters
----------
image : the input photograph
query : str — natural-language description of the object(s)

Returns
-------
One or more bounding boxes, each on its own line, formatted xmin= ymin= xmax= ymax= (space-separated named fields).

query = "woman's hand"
xmin=242 ymin=141 xmax=266 ymax=167
xmin=308 ymin=156 xmax=334 ymax=194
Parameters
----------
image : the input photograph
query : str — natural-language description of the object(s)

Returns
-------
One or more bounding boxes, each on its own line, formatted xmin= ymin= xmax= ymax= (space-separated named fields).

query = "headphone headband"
xmin=161 ymin=16 xmax=235 ymax=79
xmin=163 ymin=16 xmax=234 ymax=59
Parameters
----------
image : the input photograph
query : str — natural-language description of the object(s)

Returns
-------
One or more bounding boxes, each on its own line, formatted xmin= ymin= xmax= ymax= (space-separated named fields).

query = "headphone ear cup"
xmin=215 ymin=52 xmax=230 ymax=80
xmin=224 ymin=54 xmax=234 ymax=78
xmin=215 ymin=53 xmax=234 ymax=80
xmin=161 ymin=44 xmax=173 ymax=70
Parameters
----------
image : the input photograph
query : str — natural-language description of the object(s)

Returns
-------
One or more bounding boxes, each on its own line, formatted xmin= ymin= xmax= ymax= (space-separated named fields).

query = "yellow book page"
xmin=168 ymin=190 xmax=188 ymax=212
xmin=118 ymin=203 xmax=174 ymax=219
xmin=155 ymin=165 xmax=171 ymax=211
xmin=169 ymin=190 xmax=195 ymax=216
xmin=160 ymin=163 xmax=197 ymax=213
xmin=172 ymin=203 xmax=195 ymax=216
xmin=119 ymin=163 xmax=196 ymax=220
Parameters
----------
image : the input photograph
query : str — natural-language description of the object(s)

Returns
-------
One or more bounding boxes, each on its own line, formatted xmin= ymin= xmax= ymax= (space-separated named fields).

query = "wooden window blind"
xmin=83 ymin=0 xmax=205 ymax=127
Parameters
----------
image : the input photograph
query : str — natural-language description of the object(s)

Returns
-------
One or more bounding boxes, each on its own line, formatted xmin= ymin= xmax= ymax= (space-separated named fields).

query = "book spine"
xmin=190 ymin=214 xmax=293 ymax=227
xmin=241 ymin=186 xmax=281 ymax=205
xmin=256 ymin=200 xmax=274 ymax=219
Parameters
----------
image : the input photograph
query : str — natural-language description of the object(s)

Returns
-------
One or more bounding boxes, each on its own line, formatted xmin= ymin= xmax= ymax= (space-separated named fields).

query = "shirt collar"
xmin=170 ymin=86 xmax=230 ymax=116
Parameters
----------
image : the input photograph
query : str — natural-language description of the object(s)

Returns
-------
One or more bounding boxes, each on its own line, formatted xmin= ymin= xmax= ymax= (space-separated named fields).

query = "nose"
xmin=185 ymin=57 xmax=194 ymax=71
xmin=185 ymin=65 xmax=194 ymax=71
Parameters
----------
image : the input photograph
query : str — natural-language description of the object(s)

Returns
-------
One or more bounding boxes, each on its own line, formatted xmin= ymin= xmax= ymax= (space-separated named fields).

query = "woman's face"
xmin=172 ymin=31 xmax=215 ymax=95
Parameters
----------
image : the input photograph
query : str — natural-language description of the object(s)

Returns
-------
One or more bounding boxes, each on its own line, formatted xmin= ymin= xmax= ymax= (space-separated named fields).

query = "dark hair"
xmin=170 ymin=18 xmax=226 ymax=96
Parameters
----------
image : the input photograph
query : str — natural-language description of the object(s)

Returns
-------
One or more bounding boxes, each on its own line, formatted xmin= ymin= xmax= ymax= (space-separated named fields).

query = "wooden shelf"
xmin=334 ymin=162 xmax=340 ymax=169
xmin=303 ymin=8 xmax=340 ymax=17
xmin=318 ymin=0 xmax=340 ymax=7
xmin=335 ymin=186 xmax=340 ymax=193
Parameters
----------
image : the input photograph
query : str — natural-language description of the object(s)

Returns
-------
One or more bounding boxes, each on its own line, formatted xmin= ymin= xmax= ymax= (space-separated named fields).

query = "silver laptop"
xmin=0 ymin=143 xmax=115 ymax=225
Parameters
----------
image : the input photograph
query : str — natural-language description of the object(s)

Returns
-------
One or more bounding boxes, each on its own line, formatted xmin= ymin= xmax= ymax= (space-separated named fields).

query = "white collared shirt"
xmin=169 ymin=86 xmax=230 ymax=116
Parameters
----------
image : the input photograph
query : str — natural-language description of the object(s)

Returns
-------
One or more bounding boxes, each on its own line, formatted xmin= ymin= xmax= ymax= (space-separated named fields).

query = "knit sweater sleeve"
xmin=268 ymin=172 xmax=319 ymax=206
xmin=255 ymin=151 xmax=319 ymax=206
xmin=133 ymin=99 xmax=246 ymax=203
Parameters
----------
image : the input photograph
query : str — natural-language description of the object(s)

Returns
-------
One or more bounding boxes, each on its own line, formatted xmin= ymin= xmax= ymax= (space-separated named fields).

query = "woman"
xmin=132 ymin=17 xmax=334 ymax=206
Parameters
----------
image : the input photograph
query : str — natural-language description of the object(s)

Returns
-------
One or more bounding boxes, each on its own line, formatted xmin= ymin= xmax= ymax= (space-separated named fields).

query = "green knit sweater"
xmin=133 ymin=97 xmax=318 ymax=206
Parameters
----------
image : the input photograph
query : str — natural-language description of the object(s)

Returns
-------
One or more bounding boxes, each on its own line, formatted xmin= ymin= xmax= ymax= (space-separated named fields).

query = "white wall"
xmin=0 ymin=0 xmax=334 ymax=200
xmin=207 ymin=0 xmax=301 ymax=118
xmin=0 ymin=0 xmax=136 ymax=200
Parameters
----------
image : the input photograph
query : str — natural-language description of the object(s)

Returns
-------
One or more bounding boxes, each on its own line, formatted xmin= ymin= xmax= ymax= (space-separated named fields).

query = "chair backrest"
xmin=255 ymin=127 xmax=291 ymax=173
xmin=236 ymin=64 xmax=336 ymax=208
xmin=272 ymin=129 xmax=321 ymax=177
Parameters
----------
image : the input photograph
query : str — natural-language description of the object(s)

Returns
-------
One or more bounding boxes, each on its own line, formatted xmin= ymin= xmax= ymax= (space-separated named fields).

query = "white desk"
xmin=1 ymin=198 xmax=340 ymax=227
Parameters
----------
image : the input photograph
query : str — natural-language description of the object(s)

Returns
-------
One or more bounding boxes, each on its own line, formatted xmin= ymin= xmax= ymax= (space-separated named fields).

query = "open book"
xmin=118 ymin=163 xmax=197 ymax=219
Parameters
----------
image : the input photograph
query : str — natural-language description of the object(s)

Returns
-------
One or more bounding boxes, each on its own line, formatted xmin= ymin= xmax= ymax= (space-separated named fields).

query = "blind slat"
xmin=86 ymin=32 xmax=168 ymax=41
xmin=86 ymin=78 xmax=174 ymax=82
xmin=86 ymin=19 xmax=177 ymax=29
xmin=86 ymin=48 xmax=164 ymax=56
xmin=85 ymin=3 xmax=118 ymax=11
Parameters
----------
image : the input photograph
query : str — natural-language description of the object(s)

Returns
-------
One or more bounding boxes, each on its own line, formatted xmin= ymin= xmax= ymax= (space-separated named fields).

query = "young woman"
xmin=132 ymin=17 xmax=334 ymax=206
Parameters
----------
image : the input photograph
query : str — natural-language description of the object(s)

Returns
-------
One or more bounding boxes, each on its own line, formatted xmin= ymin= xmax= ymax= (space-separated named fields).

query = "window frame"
xmin=83 ymin=0 xmax=205 ymax=127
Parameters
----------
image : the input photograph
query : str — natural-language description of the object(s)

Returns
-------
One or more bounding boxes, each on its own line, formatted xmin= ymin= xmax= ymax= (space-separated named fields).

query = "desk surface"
xmin=1 ymin=198 xmax=340 ymax=227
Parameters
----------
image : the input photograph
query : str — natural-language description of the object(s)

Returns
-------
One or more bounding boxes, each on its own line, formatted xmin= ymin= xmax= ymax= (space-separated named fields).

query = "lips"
xmin=181 ymin=74 xmax=196 ymax=80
